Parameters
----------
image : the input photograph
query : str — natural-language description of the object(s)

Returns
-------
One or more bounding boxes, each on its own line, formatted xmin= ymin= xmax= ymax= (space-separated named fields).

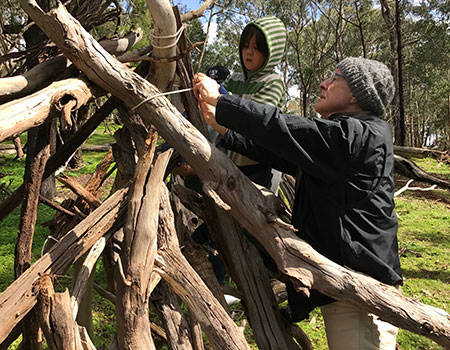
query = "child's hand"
xmin=193 ymin=73 xmax=220 ymax=106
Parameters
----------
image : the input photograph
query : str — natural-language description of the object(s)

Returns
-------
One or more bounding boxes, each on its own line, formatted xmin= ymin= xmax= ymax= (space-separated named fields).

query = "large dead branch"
xmin=115 ymin=135 xmax=167 ymax=350
xmin=394 ymin=145 xmax=449 ymax=162
xmin=17 ymin=1 xmax=450 ymax=347
xmin=146 ymin=0 xmax=177 ymax=91
xmin=0 ymin=186 xmax=128 ymax=344
xmin=156 ymin=184 xmax=251 ymax=350
xmin=180 ymin=0 xmax=215 ymax=22
xmin=0 ymin=31 xmax=142 ymax=104
xmin=0 ymin=78 xmax=95 ymax=143
xmin=35 ymin=275 xmax=95 ymax=349
xmin=0 ymin=96 xmax=120 ymax=222
xmin=395 ymin=154 xmax=450 ymax=189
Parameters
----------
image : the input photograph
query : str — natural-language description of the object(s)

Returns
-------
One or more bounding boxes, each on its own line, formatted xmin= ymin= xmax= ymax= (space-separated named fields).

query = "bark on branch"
xmin=17 ymin=1 xmax=450 ymax=347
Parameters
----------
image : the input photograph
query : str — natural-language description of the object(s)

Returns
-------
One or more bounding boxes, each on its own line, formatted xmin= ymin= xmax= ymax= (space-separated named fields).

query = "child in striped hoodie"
xmin=223 ymin=16 xmax=287 ymax=193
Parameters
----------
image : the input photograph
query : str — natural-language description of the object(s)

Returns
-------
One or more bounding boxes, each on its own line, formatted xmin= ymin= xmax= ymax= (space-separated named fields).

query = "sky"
xmin=173 ymin=0 xmax=218 ymax=44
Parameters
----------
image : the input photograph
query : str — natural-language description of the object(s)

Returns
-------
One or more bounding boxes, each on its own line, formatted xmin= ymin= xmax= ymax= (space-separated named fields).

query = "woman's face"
xmin=242 ymin=34 xmax=267 ymax=72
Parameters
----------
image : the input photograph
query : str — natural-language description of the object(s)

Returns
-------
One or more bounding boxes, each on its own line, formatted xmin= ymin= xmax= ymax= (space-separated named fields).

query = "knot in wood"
xmin=226 ymin=176 xmax=237 ymax=191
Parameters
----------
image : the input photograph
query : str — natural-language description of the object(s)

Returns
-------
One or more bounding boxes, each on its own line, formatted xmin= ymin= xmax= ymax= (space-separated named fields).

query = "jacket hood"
xmin=240 ymin=16 xmax=287 ymax=79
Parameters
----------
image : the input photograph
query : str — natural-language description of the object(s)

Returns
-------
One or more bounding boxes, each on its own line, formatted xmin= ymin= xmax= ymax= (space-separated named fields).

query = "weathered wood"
xmin=35 ymin=275 xmax=87 ymax=350
xmin=0 ymin=143 xmax=111 ymax=154
xmin=0 ymin=78 xmax=95 ymax=143
xmin=152 ymin=281 xmax=195 ymax=350
xmin=0 ymin=71 xmax=123 ymax=225
xmin=145 ymin=0 xmax=177 ymax=92
xmin=18 ymin=2 xmax=450 ymax=347
xmin=71 ymin=237 xmax=106 ymax=319
xmin=394 ymin=145 xmax=448 ymax=160
xmin=204 ymin=201 xmax=301 ymax=350
xmin=0 ymin=186 xmax=128 ymax=344
xmin=15 ymin=124 xmax=50 ymax=277
xmin=180 ymin=0 xmax=214 ymax=22
xmin=57 ymin=174 xmax=101 ymax=209
xmin=14 ymin=123 xmax=51 ymax=349
xmin=0 ymin=30 xmax=143 ymax=104
xmin=39 ymin=195 xmax=76 ymax=217
xmin=170 ymin=190 xmax=228 ymax=310
xmin=156 ymin=184 xmax=251 ymax=350
xmin=115 ymin=136 xmax=168 ymax=350
xmin=188 ymin=314 xmax=204 ymax=350
xmin=12 ymin=137 xmax=24 ymax=160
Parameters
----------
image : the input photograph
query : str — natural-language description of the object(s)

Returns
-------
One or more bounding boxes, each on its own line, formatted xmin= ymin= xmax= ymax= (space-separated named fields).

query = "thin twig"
xmin=196 ymin=3 xmax=215 ymax=73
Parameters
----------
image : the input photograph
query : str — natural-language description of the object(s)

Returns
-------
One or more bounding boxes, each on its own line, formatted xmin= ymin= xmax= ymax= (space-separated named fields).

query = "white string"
xmin=151 ymin=24 xmax=186 ymax=49
xmin=41 ymin=235 xmax=60 ymax=257
xmin=130 ymin=87 xmax=193 ymax=111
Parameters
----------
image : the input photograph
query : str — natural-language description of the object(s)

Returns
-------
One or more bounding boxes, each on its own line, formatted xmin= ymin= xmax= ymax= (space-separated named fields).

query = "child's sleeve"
xmin=251 ymin=78 xmax=285 ymax=109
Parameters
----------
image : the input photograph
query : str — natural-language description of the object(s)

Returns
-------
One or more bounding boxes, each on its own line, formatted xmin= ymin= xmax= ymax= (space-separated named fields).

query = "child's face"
xmin=242 ymin=34 xmax=267 ymax=72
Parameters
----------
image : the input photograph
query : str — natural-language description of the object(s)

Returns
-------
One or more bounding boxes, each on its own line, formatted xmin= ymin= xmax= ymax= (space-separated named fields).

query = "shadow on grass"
xmin=401 ymin=268 xmax=450 ymax=283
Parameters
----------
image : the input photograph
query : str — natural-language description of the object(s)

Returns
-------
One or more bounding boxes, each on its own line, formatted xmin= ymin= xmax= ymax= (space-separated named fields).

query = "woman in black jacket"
xmin=194 ymin=57 xmax=402 ymax=350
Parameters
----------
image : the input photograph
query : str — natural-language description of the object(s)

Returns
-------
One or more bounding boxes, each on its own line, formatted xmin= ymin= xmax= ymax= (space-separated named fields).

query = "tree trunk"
xmin=115 ymin=136 xmax=168 ymax=350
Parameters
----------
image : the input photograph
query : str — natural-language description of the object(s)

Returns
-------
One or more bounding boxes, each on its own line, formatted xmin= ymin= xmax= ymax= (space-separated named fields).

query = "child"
xmin=223 ymin=16 xmax=287 ymax=194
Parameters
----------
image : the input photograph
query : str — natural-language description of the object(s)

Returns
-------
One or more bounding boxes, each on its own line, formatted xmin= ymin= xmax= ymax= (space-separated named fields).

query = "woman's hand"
xmin=193 ymin=73 xmax=220 ymax=106
xmin=194 ymin=73 xmax=228 ymax=135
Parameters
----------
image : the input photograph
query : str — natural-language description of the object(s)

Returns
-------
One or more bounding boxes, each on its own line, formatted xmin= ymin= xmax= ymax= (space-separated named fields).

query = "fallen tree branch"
xmin=0 ymin=30 xmax=143 ymax=104
xmin=0 ymin=78 xmax=95 ymax=143
xmin=70 ymin=237 xmax=106 ymax=319
xmin=35 ymin=275 xmax=95 ymax=349
xmin=57 ymin=173 xmax=101 ymax=209
xmin=394 ymin=145 xmax=449 ymax=163
xmin=394 ymin=154 xmax=450 ymax=190
xmin=16 ymin=1 xmax=450 ymax=347
xmin=394 ymin=179 xmax=438 ymax=197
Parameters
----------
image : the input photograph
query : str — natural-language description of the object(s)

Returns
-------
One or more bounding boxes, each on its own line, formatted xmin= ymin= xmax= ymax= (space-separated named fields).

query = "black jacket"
xmin=216 ymin=95 xmax=402 ymax=316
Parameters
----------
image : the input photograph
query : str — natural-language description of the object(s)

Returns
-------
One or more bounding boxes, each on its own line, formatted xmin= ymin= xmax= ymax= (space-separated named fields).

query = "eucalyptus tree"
xmin=401 ymin=0 xmax=450 ymax=148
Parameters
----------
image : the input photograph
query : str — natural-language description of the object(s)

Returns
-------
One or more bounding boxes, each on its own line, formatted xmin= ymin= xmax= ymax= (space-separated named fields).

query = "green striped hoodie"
xmin=223 ymin=16 xmax=287 ymax=166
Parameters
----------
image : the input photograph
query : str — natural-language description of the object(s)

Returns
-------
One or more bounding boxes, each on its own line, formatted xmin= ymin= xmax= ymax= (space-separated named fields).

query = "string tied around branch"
xmin=150 ymin=24 xmax=187 ymax=49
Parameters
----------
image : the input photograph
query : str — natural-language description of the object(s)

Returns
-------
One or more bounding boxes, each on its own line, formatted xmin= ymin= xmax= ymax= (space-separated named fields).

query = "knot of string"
xmin=150 ymin=24 xmax=186 ymax=49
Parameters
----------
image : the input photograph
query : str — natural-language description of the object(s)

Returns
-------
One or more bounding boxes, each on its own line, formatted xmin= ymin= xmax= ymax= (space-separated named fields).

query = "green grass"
xmin=395 ymin=192 xmax=450 ymax=350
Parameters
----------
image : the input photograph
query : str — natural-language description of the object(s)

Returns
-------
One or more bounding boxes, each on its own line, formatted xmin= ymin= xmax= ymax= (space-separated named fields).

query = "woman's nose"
xmin=319 ymin=79 xmax=329 ymax=89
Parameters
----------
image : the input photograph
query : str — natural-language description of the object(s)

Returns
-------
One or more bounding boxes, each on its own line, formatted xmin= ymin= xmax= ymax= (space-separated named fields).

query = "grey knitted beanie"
xmin=337 ymin=57 xmax=395 ymax=115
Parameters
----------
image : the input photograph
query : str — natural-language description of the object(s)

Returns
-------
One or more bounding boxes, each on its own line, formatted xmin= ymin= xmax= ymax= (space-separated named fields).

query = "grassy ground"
xmin=0 ymin=126 xmax=449 ymax=349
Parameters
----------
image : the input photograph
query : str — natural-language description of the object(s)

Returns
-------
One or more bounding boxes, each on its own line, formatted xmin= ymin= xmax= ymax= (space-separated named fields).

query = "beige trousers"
xmin=321 ymin=300 xmax=398 ymax=350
